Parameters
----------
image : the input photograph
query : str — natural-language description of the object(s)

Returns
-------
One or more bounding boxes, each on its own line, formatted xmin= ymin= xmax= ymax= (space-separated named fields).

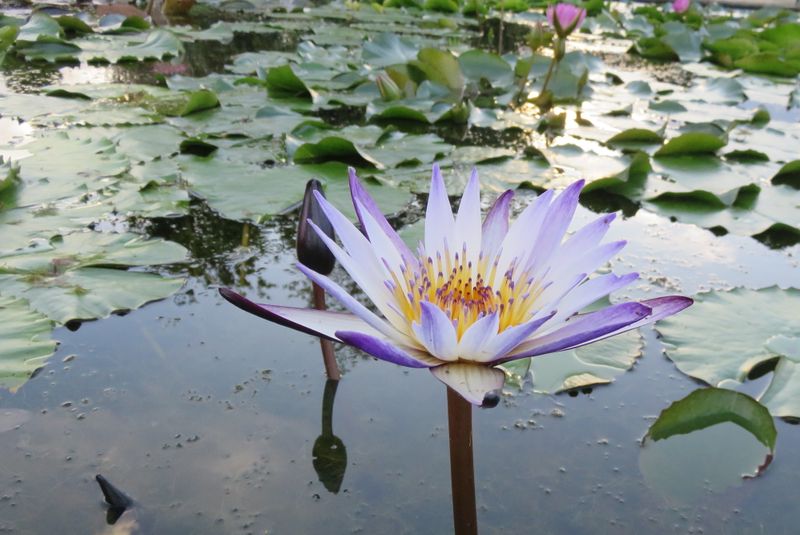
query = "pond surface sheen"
xmin=0 ymin=208 xmax=798 ymax=535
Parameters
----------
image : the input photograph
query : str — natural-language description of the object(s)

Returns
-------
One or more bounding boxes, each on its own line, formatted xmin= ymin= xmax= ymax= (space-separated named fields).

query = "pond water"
xmin=2 ymin=1 xmax=800 ymax=534
xmin=0 ymin=205 xmax=798 ymax=534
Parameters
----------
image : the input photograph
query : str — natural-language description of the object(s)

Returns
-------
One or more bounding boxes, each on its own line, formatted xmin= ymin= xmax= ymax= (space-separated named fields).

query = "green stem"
xmin=539 ymin=53 xmax=558 ymax=97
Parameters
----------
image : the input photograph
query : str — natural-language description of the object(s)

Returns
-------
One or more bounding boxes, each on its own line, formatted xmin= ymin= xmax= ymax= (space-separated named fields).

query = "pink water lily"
xmin=221 ymin=166 xmax=692 ymax=405
xmin=672 ymin=0 xmax=690 ymax=14
xmin=546 ymin=3 xmax=587 ymax=39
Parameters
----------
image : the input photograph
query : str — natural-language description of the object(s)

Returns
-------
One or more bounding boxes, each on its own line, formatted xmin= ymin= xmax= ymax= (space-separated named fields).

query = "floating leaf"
xmin=362 ymin=32 xmax=418 ymax=68
xmin=646 ymin=388 xmax=776 ymax=452
xmin=0 ymin=294 xmax=55 ymax=392
xmin=659 ymin=287 xmax=800 ymax=418
xmin=265 ymin=64 xmax=314 ymax=100
xmin=293 ymin=137 xmax=382 ymax=168
xmin=654 ymin=132 xmax=725 ymax=157
xmin=606 ymin=128 xmax=663 ymax=147
xmin=526 ymin=330 xmax=643 ymax=394
xmin=457 ymin=49 xmax=513 ymax=87
xmin=772 ymin=160 xmax=800 ymax=189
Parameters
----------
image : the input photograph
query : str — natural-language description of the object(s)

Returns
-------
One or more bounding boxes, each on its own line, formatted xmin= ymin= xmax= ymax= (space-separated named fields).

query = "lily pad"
xmin=654 ymin=132 xmax=726 ymax=157
xmin=659 ymin=287 xmax=800 ymax=418
xmin=772 ymin=160 xmax=800 ymax=189
xmin=646 ymin=388 xmax=776 ymax=452
xmin=0 ymin=294 xmax=56 ymax=392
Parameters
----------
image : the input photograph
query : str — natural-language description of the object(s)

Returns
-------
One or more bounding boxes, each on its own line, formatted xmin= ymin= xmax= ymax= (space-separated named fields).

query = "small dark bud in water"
xmin=297 ymin=179 xmax=336 ymax=275
xmin=482 ymin=391 xmax=500 ymax=408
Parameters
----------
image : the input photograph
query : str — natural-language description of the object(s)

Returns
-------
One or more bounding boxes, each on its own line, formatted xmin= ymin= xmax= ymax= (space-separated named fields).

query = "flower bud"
xmin=546 ymin=3 xmax=586 ymax=39
xmin=375 ymin=71 xmax=403 ymax=102
xmin=672 ymin=0 xmax=690 ymax=14
xmin=297 ymin=179 xmax=336 ymax=275
xmin=526 ymin=22 xmax=553 ymax=53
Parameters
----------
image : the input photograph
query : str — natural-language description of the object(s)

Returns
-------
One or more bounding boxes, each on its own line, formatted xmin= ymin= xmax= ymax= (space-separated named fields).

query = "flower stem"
xmin=539 ymin=53 xmax=558 ymax=97
xmin=313 ymin=283 xmax=340 ymax=381
xmin=447 ymin=387 xmax=477 ymax=535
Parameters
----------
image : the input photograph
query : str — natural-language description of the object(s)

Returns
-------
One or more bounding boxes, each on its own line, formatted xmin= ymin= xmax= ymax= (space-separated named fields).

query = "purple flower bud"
xmin=297 ymin=179 xmax=336 ymax=275
xmin=546 ymin=3 xmax=587 ymax=39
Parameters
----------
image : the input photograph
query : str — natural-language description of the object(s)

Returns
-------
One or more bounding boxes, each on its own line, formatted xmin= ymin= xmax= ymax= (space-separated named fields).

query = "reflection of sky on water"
xmin=1 ymin=209 xmax=799 ymax=534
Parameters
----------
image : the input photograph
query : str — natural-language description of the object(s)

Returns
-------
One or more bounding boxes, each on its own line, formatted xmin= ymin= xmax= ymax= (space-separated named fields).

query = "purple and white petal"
xmin=336 ymin=330 xmax=437 ymax=368
xmin=481 ymin=189 xmax=513 ymax=260
xmin=456 ymin=311 xmax=500 ymax=357
xmin=495 ymin=188 xmax=554 ymax=276
xmin=430 ymin=363 xmax=505 ymax=406
xmin=478 ymin=311 xmax=556 ymax=363
xmin=296 ymin=263 xmax=414 ymax=345
xmin=305 ymin=220 xmax=400 ymax=325
xmin=454 ymin=168 xmax=482 ymax=261
xmin=349 ymin=167 xmax=416 ymax=265
xmin=536 ymin=241 xmax=626 ymax=306
xmin=549 ymin=272 xmax=640 ymax=325
xmin=524 ymin=180 xmax=584 ymax=277
xmin=549 ymin=213 xmax=616 ymax=269
xmin=600 ymin=295 xmax=694 ymax=338
xmin=503 ymin=301 xmax=652 ymax=361
xmin=220 ymin=288 xmax=377 ymax=341
xmin=411 ymin=301 xmax=459 ymax=361
xmin=424 ymin=164 xmax=455 ymax=255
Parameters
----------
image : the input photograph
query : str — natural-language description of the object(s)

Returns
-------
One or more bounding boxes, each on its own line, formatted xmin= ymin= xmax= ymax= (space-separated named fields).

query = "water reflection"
xmin=312 ymin=379 xmax=347 ymax=494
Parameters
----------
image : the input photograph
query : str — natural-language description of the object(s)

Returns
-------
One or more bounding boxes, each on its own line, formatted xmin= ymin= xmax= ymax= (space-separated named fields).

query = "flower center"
xmin=388 ymin=244 xmax=544 ymax=339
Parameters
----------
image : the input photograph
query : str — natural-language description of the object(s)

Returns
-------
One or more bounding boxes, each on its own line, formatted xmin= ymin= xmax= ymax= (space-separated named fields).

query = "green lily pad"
xmin=640 ymin=388 xmax=776 ymax=502
xmin=293 ymin=136 xmax=382 ymax=168
xmin=606 ymin=128 xmax=663 ymax=147
xmin=772 ymin=160 xmax=800 ymax=189
xmin=646 ymin=388 xmax=776 ymax=452
xmin=265 ymin=64 xmax=314 ymax=100
xmin=654 ymin=132 xmax=726 ymax=157
xmin=457 ymin=49 xmax=513 ymax=87
xmin=659 ymin=287 xmax=800 ymax=418
xmin=526 ymin=330 xmax=643 ymax=394
xmin=0 ymin=268 xmax=184 ymax=325
xmin=0 ymin=294 xmax=56 ymax=392
xmin=362 ymin=32 xmax=418 ymax=68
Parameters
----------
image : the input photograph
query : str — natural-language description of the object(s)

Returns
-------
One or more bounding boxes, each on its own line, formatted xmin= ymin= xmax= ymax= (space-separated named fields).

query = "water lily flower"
xmin=546 ymin=3 xmax=587 ymax=39
xmin=220 ymin=166 xmax=692 ymax=405
xmin=672 ymin=0 xmax=690 ymax=14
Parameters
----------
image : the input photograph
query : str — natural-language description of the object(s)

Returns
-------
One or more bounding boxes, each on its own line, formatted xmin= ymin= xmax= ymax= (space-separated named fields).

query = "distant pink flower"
xmin=672 ymin=0 xmax=690 ymax=14
xmin=546 ymin=3 xmax=587 ymax=39
xmin=151 ymin=62 xmax=189 ymax=75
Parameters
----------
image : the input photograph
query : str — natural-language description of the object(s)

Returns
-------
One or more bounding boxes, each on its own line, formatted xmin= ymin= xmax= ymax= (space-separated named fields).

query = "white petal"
xmin=481 ymin=190 xmax=513 ymax=260
xmin=495 ymin=188 xmax=554 ymax=277
xmin=524 ymin=181 xmax=584 ymax=278
xmin=296 ymin=263 xmax=415 ymax=346
xmin=424 ymin=164 xmax=455 ymax=255
xmin=456 ymin=311 xmax=500 ymax=357
xmin=430 ymin=363 xmax=505 ymax=405
xmin=411 ymin=301 xmax=459 ymax=361
xmin=549 ymin=272 xmax=639 ymax=325
xmin=454 ymin=168 xmax=482 ymax=264
xmin=307 ymin=220 xmax=404 ymax=329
